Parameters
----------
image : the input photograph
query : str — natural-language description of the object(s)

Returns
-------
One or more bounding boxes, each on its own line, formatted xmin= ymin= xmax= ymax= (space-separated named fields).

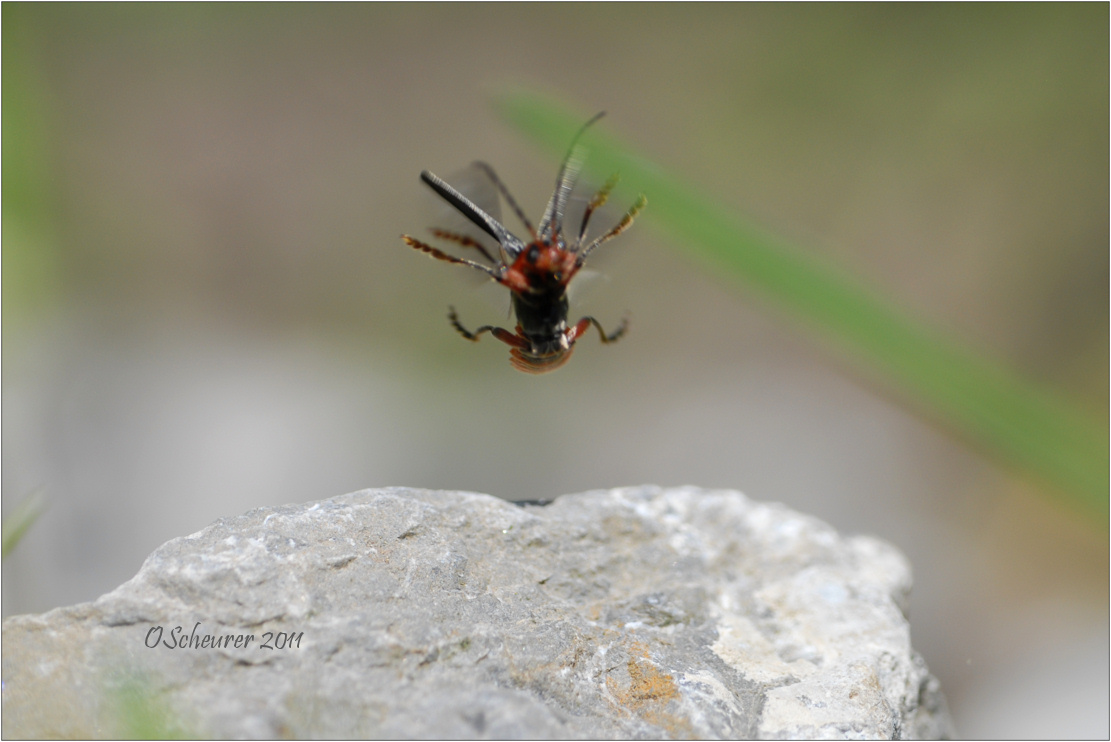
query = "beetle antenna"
xmin=575 ymin=174 xmax=619 ymax=250
xmin=402 ymin=235 xmax=505 ymax=280
xmin=429 ymin=228 xmax=499 ymax=264
xmin=576 ymin=194 xmax=647 ymax=265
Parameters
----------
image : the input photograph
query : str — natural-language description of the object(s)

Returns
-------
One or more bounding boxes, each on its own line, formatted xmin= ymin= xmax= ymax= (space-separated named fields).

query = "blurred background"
xmin=2 ymin=4 xmax=1107 ymax=737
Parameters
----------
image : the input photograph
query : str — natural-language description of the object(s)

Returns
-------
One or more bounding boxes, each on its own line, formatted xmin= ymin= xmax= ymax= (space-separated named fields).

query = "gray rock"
xmin=1 ymin=486 xmax=951 ymax=739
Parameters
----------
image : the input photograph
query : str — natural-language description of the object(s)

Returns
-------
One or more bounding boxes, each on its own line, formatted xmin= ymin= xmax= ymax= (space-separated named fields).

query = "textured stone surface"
xmin=1 ymin=486 xmax=951 ymax=739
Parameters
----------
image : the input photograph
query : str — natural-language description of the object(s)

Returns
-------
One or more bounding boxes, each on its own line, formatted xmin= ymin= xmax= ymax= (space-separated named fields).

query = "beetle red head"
xmin=501 ymin=241 xmax=580 ymax=295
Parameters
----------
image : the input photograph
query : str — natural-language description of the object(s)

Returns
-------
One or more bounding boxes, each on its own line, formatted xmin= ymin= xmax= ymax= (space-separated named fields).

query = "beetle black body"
xmin=402 ymin=113 xmax=645 ymax=373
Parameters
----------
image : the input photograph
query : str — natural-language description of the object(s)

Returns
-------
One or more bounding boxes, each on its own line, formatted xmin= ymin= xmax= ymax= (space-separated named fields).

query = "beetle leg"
xmin=428 ymin=229 xmax=499 ymax=264
xmin=402 ymin=235 xmax=503 ymax=280
xmin=568 ymin=315 xmax=628 ymax=345
xmin=448 ymin=307 xmax=529 ymax=348
xmin=575 ymin=194 xmax=647 ymax=265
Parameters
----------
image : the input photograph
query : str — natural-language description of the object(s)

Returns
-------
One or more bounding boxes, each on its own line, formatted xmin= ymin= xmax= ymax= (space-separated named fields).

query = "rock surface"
xmin=1 ymin=486 xmax=951 ymax=739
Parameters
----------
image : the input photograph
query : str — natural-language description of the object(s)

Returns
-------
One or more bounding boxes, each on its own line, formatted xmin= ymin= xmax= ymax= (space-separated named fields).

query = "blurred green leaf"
xmin=2 ymin=5 xmax=61 ymax=326
xmin=2 ymin=489 xmax=47 ymax=558
xmin=496 ymin=91 xmax=1108 ymax=521
xmin=113 ymin=675 xmax=193 ymax=740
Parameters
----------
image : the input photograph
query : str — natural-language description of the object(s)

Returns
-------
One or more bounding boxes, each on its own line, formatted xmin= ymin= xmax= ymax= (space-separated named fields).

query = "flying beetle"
xmin=401 ymin=113 xmax=647 ymax=373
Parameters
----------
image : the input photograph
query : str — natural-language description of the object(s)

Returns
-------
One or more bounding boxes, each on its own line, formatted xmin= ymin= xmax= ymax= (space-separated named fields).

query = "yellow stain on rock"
xmin=605 ymin=641 xmax=693 ymax=738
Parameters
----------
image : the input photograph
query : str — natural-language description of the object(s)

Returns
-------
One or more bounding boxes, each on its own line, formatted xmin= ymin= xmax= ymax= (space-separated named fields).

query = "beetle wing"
xmin=420 ymin=170 xmax=527 ymax=262
xmin=536 ymin=111 xmax=606 ymax=244
xmin=565 ymin=267 xmax=609 ymax=307
xmin=419 ymin=163 xmax=505 ymax=265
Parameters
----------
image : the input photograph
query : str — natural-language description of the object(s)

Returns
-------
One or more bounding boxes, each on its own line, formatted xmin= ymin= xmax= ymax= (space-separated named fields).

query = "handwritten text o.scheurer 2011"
xmin=145 ymin=622 xmax=303 ymax=650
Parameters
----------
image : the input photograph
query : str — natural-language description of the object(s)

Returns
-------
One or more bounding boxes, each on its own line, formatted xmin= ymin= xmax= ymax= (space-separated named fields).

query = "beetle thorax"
xmin=503 ymin=241 xmax=578 ymax=294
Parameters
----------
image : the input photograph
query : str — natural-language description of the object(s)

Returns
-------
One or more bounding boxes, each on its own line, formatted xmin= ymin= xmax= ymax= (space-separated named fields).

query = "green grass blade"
xmin=2 ymin=489 xmax=47 ymax=558
xmin=496 ymin=92 xmax=1108 ymax=520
